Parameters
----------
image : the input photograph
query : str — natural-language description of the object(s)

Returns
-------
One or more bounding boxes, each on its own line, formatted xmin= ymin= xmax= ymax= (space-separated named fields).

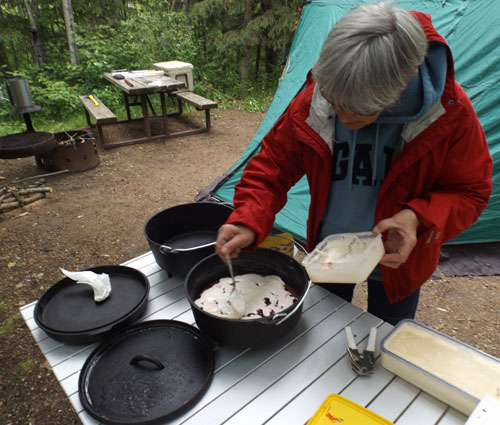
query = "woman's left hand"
xmin=372 ymin=209 xmax=420 ymax=269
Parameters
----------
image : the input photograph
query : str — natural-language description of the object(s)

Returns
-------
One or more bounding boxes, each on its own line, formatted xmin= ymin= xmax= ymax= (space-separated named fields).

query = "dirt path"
xmin=0 ymin=108 xmax=498 ymax=424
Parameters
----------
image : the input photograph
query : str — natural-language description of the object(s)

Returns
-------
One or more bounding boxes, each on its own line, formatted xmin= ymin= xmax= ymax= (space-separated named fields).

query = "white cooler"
xmin=153 ymin=61 xmax=194 ymax=92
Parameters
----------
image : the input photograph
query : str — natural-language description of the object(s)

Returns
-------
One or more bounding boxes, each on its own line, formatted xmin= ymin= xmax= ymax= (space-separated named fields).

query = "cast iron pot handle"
xmin=263 ymin=234 xmax=311 ymax=326
xmin=160 ymin=241 xmax=216 ymax=254
xmin=130 ymin=354 xmax=164 ymax=370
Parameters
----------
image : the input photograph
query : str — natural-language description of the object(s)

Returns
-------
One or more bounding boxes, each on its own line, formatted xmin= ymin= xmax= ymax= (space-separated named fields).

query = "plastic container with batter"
xmin=302 ymin=232 xmax=384 ymax=283
xmin=380 ymin=319 xmax=500 ymax=416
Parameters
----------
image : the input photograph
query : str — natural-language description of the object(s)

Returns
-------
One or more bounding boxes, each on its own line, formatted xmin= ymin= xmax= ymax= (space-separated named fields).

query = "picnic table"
xmin=79 ymin=70 xmax=217 ymax=149
xmin=21 ymin=251 xmax=472 ymax=425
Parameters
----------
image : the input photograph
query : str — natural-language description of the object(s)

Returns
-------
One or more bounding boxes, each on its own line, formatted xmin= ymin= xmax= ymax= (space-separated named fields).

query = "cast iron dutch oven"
xmin=34 ymin=265 xmax=149 ymax=344
xmin=144 ymin=201 xmax=233 ymax=277
xmin=79 ymin=319 xmax=215 ymax=425
xmin=185 ymin=248 xmax=311 ymax=347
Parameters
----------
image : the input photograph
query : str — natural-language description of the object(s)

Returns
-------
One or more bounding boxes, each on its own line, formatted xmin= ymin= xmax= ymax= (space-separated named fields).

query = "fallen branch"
xmin=10 ymin=169 xmax=69 ymax=184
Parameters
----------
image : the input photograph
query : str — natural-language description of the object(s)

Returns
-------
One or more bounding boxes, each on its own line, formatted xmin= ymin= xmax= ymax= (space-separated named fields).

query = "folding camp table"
xmin=20 ymin=251 xmax=470 ymax=424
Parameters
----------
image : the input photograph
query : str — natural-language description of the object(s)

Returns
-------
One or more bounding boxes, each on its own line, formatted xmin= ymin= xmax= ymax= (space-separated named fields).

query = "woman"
xmin=215 ymin=2 xmax=492 ymax=324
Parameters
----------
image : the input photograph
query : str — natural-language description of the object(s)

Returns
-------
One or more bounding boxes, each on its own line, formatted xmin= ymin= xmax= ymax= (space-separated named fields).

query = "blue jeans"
xmin=316 ymin=280 xmax=420 ymax=325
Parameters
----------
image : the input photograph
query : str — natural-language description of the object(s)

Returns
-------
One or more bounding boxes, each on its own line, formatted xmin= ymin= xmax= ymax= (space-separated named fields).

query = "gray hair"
xmin=312 ymin=1 xmax=428 ymax=115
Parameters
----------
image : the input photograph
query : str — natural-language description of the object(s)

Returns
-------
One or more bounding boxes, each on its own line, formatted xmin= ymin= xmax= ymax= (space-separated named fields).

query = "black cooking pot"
xmin=185 ymin=248 xmax=311 ymax=347
xmin=144 ymin=202 xmax=233 ymax=277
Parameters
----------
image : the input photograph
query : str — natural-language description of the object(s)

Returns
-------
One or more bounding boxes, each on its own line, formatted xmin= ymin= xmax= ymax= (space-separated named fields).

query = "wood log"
xmin=0 ymin=195 xmax=16 ymax=203
xmin=11 ymin=190 xmax=24 ymax=203
xmin=0 ymin=193 xmax=46 ymax=211
xmin=17 ymin=186 xmax=52 ymax=195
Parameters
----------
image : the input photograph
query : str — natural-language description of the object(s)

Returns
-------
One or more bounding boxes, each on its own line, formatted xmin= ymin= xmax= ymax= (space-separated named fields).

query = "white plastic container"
xmin=302 ymin=232 xmax=384 ymax=283
xmin=380 ymin=320 xmax=500 ymax=416
xmin=153 ymin=61 xmax=194 ymax=92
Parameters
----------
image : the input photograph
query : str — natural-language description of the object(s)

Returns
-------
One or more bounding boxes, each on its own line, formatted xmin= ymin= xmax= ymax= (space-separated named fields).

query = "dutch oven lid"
xmin=79 ymin=320 xmax=215 ymax=425
xmin=34 ymin=265 xmax=149 ymax=343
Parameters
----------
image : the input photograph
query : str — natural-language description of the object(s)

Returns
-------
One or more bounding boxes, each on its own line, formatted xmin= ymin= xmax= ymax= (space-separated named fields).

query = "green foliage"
xmin=0 ymin=0 xmax=299 ymax=135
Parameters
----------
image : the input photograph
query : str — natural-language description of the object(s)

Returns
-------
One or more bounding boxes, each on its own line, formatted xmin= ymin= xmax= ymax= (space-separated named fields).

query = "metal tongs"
xmin=345 ymin=326 xmax=377 ymax=376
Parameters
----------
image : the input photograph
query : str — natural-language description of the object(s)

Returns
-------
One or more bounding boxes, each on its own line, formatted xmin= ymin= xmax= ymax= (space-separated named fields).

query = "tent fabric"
xmin=439 ymin=242 xmax=500 ymax=277
xmin=213 ymin=0 xmax=500 ymax=244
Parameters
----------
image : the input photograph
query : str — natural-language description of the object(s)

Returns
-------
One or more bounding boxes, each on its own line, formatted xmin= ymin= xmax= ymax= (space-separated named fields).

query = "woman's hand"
xmin=216 ymin=224 xmax=256 ymax=261
xmin=372 ymin=209 xmax=420 ymax=269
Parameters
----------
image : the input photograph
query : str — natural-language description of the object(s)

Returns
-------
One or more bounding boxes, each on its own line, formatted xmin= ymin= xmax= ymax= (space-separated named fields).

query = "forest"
xmin=0 ymin=0 xmax=304 ymax=135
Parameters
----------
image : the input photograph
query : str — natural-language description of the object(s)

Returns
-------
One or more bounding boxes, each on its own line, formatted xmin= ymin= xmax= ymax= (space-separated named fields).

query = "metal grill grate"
xmin=0 ymin=132 xmax=56 ymax=159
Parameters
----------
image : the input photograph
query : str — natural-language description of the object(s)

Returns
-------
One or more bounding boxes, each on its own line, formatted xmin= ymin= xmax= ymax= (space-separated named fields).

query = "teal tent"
xmin=213 ymin=0 xmax=500 ymax=244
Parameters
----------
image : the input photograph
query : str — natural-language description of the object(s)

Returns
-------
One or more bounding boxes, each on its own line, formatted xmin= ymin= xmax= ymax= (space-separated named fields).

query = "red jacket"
xmin=227 ymin=12 xmax=493 ymax=302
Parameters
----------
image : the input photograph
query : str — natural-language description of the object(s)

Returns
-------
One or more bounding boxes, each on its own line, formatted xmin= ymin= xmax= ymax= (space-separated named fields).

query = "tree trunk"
xmin=0 ymin=6 xmax=11 ymax=70
xmin=62 ymin=0 xmax=80 ymax=64
xmin=254 ymin=43 xmax=261 ymax=82
xmin=24 ymin=0 xmax=44 ymax=65
xmin=9 ymin=40 xmax=19 ymax=69
xmin=183 ymin=0 xmax=191 ymax=15
xmin=280 ymin=0 xmax=288 ymax=62
xmin=240 ymin=0 xmax=254 ymax=92
xmin=264 ymin=45 xmax=274 ymax=76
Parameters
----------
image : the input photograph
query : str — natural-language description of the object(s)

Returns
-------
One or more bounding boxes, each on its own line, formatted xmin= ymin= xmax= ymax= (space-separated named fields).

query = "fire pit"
xmin=0 ymin=131 xmax=57 ymax=159
xmin=36 ymin=130 xmax=99 ymax=173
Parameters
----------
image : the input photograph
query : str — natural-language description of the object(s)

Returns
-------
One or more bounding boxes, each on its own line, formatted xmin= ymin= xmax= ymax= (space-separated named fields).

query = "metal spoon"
xmin=225 ymin=253 xmax=237 ymax=293
xmin=224 ymin=253 xmax=246 ymax=315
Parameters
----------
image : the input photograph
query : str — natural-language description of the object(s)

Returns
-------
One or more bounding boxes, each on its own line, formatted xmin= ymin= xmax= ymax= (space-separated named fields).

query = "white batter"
xmin=383 ymin=321 xmax=500 ymax=402
xmin=195 ymin=273 xmax=297 ymax=320
xmin=314 ymin=235 xmax=371 ymax=264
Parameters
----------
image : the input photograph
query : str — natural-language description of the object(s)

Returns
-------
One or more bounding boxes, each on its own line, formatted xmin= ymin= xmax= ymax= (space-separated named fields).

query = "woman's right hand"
xmin=216 ymin=224 xmax=256 ymax=261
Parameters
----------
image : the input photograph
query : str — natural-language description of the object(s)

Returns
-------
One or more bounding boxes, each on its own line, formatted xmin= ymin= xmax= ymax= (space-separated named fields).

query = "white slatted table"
xmin=20 ymin=251 xmax=469 ymax=425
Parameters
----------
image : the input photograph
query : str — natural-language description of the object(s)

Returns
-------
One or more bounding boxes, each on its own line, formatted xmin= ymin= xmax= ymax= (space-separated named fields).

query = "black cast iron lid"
xmin=79 ymin=320 xmax=215 ymax=425
xmin=34 ymin=265 xmax=149 ymax=344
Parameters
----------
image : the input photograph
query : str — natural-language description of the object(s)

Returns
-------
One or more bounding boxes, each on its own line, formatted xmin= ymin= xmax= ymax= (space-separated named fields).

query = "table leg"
xmin=177 ymin=97 xmax=183 ymax=115
xmin=123 ymin=92 xmax=132 ymax=120
xmin=147 ymin=96 xmax=156 ymax=116
xmin=160 ymin=92 xmax=168 ymax=136
xmin=141 ymin=95 xmax=151 ymax=139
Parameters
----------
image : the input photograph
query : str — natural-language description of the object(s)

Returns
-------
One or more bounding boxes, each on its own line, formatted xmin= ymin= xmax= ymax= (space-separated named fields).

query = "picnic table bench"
xmin=173 ymin=91 xmax=218 ymax=131
xmin=78 ymin=95 xmax=117 ymax=148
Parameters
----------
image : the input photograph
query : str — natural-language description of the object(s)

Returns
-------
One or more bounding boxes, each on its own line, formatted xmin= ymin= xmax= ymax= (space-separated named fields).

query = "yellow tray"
xmin=307 ymin=394 xmax=394 ymax=425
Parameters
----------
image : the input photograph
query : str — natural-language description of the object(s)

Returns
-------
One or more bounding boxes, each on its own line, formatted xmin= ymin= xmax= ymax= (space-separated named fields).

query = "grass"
xmin=18 ymin=359 xmax=36 ymax=373
xmin=0 ymin=89 xmax=272 ymax=137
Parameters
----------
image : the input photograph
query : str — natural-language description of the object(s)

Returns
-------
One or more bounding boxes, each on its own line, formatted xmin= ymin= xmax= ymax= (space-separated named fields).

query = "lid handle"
xmin=130 ymin=354 xmax=164 ymax=370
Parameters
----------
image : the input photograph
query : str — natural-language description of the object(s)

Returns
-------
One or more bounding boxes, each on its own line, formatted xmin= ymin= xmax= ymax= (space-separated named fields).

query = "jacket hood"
xmin=377 ymin=41 xmax=447 ymax=124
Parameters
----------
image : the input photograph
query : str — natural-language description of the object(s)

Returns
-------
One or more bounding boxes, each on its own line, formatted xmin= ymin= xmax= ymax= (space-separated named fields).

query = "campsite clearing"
xmin=0 ymin=109 xmax=498 ymax=424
